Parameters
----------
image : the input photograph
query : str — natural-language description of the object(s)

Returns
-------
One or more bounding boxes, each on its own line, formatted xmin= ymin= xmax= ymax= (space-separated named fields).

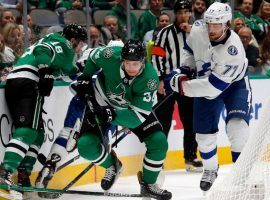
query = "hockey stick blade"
xmin=0 ymin=184 xmax=142 ymax=197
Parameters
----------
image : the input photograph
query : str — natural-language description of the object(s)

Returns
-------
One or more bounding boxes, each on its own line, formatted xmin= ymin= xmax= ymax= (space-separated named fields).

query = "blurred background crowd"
xmin=0 ymin=0 xmax=269 ymax=82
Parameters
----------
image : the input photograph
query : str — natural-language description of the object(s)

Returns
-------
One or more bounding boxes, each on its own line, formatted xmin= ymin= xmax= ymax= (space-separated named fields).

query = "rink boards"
xmin=0 ymin=77 xmax=269 ymax=188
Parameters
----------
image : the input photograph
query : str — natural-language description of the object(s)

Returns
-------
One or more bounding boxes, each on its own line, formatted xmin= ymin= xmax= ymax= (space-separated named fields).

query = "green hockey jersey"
xmin=84 ymin=46 xmax=159 ymax=129
xmin=8 ymin=33 xmax=77 ymax=81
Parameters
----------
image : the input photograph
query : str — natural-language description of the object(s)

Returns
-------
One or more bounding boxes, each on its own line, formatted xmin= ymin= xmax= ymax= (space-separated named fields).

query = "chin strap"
xmin=214 ymin=25 xmax=229 ymax=42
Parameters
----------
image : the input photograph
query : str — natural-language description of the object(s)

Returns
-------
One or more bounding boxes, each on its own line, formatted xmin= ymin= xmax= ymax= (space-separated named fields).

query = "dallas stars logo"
xmin=107 ymin=84 xmax=128 ymax=106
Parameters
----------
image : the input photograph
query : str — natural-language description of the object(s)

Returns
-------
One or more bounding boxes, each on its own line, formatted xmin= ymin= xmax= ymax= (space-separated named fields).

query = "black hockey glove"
xmin=70 ymin=74 xmax=94 ymax=102
xmin=87 ymin=106 xmax=116 ymax=125
xmin=38 ymin=67 xmax=54 ymax=96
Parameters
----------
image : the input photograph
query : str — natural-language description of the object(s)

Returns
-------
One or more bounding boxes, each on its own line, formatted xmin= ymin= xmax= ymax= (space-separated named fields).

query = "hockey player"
xmin=0 ymin=24 xmax=87 ymax=189
xmin=71 ymin=39 xmax=172 ymax=199
xmin=164 ymin=2 xmax=252 ymax=192
xmin=34 ymin=40 xmax=125 ymax=191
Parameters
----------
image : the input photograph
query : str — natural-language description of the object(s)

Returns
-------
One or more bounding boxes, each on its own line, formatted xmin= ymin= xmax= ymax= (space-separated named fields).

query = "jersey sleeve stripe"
xmin=208 ymin=73 xmax=230 ymax=91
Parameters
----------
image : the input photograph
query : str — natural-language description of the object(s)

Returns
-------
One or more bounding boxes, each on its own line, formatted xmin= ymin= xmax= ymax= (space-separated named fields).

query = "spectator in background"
xmin=2 ymin=22 xmax=24 ymax=59
xmin=107 ymin=0 xmax=138 ymax=41
xmin=238 ymin=27 xmax=261 ymax=74
xmin=234 ymin=0 xmax=267 ymax=43
xmin=17 ymin=14 xmax=42 ymax=43
xmin=234 ymin=17 xmax=259 ymax=47
xmin=256 ymin=0 xmax=270 ymax=29
xmin=234 ymin=17 xmax=246 ymax=33
xmin=89 ymin=24 xmax=102 ymax=47
xmin=0 ymin=0 xmax=22 ymax=10
xmin=0 ymin=32 xmax=15 ymax=82
xmin=27 ymin=0 xmax=47 ymax=11
xmin=0 ymin=9 xmax=15 ymax=32
xmin=103 ymin=15 xmax=121 ymax=40
xmin=258 ymin=32 xmax=270 ymax=75
xmin=138 ymin=0 xmax=164 ymax=39
xmin=18 ymin=25 xmax=32 ymax=45
xmin=144 ymin=12 xmax=171 ymax=44
xmin=190 ymin=0 xmax=207 ymax=24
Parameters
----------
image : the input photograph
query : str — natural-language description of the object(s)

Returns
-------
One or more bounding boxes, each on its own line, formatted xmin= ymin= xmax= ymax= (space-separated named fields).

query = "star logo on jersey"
xmin=228 ymin=45 xmax=238 ymax=56
xmin=104 ymin=47 xmax=114 ymax=58
xmin=147 ymin=79 xmax=158 ymax=91
xmin=108 ymin=92 xmax=128 ymax=106
xmin=107 ymin=83 xmax=128 ymax=106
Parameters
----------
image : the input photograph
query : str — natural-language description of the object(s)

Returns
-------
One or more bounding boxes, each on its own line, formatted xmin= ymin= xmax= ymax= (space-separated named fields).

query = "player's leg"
xmin=77 ymin=111 xmax=122 ymax=191
xmin=176 ymin=94 xmax=203 ymax=172
xmin=18 ymin=128 xmax=45 ymax=187
xmin=224 ymin=77 xmax=251 ymax=162
xmin=194 ymin=97 xmax=223 ymax=191
xmin=35 ymin=95 xmax=85 ymax=188
xmin=131 ymin=113 xmax=172 ymax=200
xmin=0 ymin=79 xmax=40 ymax=186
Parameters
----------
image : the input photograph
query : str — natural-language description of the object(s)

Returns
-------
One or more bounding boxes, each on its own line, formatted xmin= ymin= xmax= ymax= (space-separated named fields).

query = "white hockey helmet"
xmin=204 ymin=2 xmax=232 ymax=24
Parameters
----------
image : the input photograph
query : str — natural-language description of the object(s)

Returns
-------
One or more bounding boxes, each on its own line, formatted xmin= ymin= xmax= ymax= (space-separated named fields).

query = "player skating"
xmin=164 ymin=2 xmax=252 ymax=192
xmin=70 ymin=39 xmax=172 ymax=199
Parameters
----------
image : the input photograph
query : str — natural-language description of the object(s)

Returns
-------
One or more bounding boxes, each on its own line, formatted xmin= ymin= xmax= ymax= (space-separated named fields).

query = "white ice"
xmin=53 ymin=164 xmax=232 ymax=200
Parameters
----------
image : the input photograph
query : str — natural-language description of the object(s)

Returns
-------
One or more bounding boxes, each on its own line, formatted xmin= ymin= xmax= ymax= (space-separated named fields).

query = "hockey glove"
xmin=164 ymin=71 xmax=188 ymax=95
xmin=87 ymin=106 xmax=116 ymax=125
xmin=38 ymin=67 xmax=54 ymax=96
xmin=70 ymin=74 xmax=94 ymax=102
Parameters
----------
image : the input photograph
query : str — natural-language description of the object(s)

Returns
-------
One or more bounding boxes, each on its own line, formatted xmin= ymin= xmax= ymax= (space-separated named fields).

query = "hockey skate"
xmin=138 ymin=171 xmax=172 ymax=200
xmin=35 ymin=153 xmax=61 ymax=198
xmin=17 ymin=167 xmax=31 ymax=187
xmin=101 ymin=157 xmax=123 ymax=191
xmin=185 ymin=158 xmax=203 ymax=172
xmin=200 ymin=168 xmax=218 ymax=192
xmin=0 ymin=167 xmax=23 ymax=200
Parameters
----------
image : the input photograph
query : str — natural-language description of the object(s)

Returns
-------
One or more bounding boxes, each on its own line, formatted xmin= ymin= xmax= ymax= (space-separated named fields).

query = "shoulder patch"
xmin=147 ymin=78 xmax=158 ymax=91
xmin=194 ymin=19 xmax=203 ymax=26
xmin=103 ymin=47 xmax=114 ymax=58
xmin=227 ymin=45 xmax=238 ymax=56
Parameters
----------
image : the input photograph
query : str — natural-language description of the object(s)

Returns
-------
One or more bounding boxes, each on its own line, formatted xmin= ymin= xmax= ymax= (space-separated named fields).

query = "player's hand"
xmin=38 ymin=68 xmax=54 ymax=96
xmin=164 ymin=71 xmax=188 ymax=95
xmin=70 ymin=74 xmax=93 ymax=102
xmin=158 ymin=81 xmax=166 ymax=96
xmin=88 ymin=106 xmax=116 ymax=125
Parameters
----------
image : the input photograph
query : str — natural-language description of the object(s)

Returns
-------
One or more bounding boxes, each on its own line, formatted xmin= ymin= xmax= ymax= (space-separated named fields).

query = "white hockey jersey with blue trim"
xmin=181 ymin=20 xmax=248 ymax=99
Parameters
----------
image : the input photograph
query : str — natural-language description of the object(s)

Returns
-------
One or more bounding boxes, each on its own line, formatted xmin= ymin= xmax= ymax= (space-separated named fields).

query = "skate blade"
xmin=186 ymin=165 xmax=203 ymax=173
xmin=142 ymin=197 xmax=151 ymax=200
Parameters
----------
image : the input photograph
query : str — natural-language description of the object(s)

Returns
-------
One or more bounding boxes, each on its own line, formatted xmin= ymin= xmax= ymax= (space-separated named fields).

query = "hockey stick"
xmin=0 ymin=184 xmax=142 ymax=197
xmin=57 ymin=127 xmax=130 ymax=172
xmin=38 ymin=128 xmax=131 ymax=199
xmin=85 ymin=94 xmax=110 ymax=152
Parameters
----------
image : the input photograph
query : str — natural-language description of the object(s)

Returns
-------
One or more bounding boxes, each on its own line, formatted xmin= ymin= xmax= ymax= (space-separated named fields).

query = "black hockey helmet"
xmin=62 ymin=23 xmax=87 ymax=42
xmin=121 ymin=39 xmax=146 ymax=61
xmin=174 ymin=0 xmax=192 ymax=13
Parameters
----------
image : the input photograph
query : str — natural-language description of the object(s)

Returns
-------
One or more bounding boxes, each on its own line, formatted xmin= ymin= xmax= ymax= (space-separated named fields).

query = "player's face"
xmin=123 ymin=60 xmax=143 ymax=77
xmin=206 ymin=23 xmax=224 ymax=41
